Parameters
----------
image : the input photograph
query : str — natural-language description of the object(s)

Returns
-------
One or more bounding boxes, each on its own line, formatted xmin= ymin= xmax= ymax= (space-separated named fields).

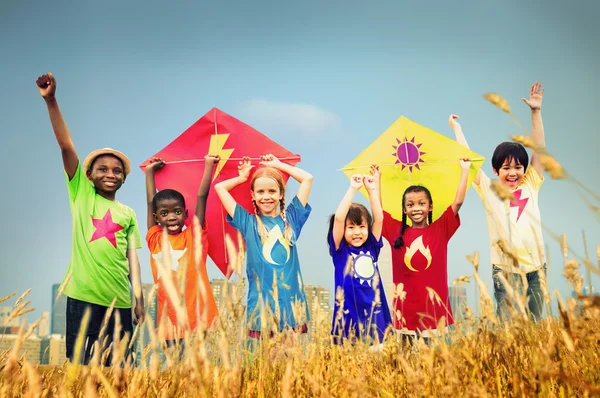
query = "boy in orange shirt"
xmin=145 ymin=154 xmax=220 ymax=350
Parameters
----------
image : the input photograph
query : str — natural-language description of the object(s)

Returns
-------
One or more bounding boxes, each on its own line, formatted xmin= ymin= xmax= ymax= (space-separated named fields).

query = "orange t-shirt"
xmin=146 ymin=224 xmax=218 ymax=340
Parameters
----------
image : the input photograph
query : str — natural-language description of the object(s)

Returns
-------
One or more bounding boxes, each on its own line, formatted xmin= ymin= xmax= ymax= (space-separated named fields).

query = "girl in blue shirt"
xmin=215 ymin=154 xmax=313 ymax=338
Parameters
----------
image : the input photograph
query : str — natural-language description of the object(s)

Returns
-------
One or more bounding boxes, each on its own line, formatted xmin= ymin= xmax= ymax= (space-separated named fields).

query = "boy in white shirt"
xmin=450 ymin=82 xmax=547 ymax=322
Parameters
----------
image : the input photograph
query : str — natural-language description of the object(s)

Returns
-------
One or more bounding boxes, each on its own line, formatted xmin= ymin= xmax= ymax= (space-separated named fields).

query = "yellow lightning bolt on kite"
xmin=208 ymin=134 xmax=235 ymax=182
xmin=404 ymin=236 xmax=432 ymax=272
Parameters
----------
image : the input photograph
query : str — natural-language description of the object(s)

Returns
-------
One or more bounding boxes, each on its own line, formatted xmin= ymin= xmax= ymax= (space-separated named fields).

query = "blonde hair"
xmin=251 ymin=167 xmax=294 ymax=244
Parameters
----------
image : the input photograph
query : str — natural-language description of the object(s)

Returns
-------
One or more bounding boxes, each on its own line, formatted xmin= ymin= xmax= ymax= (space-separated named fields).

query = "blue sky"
xmin=1 ymin=0 xmax=598 ymax=323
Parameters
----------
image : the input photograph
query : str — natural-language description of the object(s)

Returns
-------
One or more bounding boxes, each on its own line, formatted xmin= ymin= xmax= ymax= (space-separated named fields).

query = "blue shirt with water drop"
xmin=227 ymin=196 xmax=311 ymax=332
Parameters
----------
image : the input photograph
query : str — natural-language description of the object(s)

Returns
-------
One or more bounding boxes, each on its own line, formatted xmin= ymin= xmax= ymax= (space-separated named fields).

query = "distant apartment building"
xmin=0 ymin=335 xmax=42 ymax=364
xmin=304 ymin=284 xmax=331 ymax=335
xmin=51 ymin=283 xmax=67 ymax=336
xmin=210 ymin=278 xmax=245 ymax=312
xmin=0 ymin=306 xmax=19 ymax=327
xmin=449 ymin=285 xmax=468 ymax=321
xmin=40 ymin=335 xmax=67 ymax=365
xmin=38 ymin=311 xmax=50 ymax=337
xmin=134 ymin=283 xmax=159 ymax=367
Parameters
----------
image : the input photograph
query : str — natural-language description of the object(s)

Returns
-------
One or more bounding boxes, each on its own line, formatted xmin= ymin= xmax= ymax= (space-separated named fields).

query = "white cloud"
xmin=238 ymin=99 xmax=341 ymax=137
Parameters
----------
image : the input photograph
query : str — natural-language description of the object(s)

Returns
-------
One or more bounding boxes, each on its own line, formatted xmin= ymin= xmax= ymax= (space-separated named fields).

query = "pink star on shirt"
xmin=90 ymin=209 xmax=124 ymax=248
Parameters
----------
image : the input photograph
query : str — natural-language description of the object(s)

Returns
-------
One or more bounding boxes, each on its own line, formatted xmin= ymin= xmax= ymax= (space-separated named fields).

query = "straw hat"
xmin=83 ymin=148 xmax=131 ymax=177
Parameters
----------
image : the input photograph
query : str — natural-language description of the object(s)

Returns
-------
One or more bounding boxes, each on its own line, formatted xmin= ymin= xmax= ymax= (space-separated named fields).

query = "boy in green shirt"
xmin=37 ymin=73 xmax=144 ymax=365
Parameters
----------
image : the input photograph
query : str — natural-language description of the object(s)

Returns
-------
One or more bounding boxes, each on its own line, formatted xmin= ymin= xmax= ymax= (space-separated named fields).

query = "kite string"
xmin=165 ymin=156 xmax=302 ymax=165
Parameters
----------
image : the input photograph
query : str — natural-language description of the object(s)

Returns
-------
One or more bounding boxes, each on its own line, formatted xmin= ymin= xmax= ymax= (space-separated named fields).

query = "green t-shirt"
xmin=61 ymin=163 xmax=142 ymax=308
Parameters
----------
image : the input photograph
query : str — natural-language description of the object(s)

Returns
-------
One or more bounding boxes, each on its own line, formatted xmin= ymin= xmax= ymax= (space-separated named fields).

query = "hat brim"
xmin=83 ymin=148 xmax=131 ymax=177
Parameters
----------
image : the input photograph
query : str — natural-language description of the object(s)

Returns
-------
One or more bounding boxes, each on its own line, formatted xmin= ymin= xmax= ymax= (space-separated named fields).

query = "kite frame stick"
xmin=336 ymin=157 xmax=485 ymax=171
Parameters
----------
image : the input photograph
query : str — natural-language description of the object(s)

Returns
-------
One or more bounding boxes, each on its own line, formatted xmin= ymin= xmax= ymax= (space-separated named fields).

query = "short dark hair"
xmin=491 ymin=142 xmax=529 ymax=172
xmin=152 ymin=189 xmax=186 ymax=212
xmin=327 ymin=203 xmax=373 ymax=250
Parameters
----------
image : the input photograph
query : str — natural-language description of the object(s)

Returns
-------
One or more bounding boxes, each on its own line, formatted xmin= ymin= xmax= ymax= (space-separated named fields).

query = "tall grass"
xmin=1 ymin=93 xmax=599 ymax=397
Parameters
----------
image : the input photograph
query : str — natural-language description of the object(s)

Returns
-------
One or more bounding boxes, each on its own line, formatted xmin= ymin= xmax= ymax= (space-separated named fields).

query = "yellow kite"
xmin=343 ymin=116 xmax=484 ymax=223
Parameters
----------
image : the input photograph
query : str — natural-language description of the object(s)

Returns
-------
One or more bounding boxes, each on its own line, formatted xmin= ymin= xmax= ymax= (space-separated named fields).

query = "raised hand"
xmin=522 ymin=82 xmax=544 ymax=110
xmin=363 ymin=174 xmax=377 ymax=191
xmin=349 ymin=174 xmax=364 ymax=190
xmin=259 ymin=153 xmax=283 ymax=168
xmin=448 ymin=114 xmax=461 ymax=129
xmin=369 ymin=164 xmax=381 ymax=181
xmin=238 ymin=156 xmax=254 ymax=181
xmin=459 ymin=158 xmax=471 ymax=170
xmin=205 ymin=154 xmax=221 ymax=165
xmin=145 ymin=157 xmax=165 ymax=173
xmin=36 ymin=73 xmax=57 ymax=100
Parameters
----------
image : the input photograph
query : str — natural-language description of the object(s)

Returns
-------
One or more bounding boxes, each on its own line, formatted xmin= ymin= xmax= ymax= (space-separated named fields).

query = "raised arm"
xmin=365 ymin=165 xmax=383 ymax=240
xmin=259 ymin=154 xmax=313 ymax=206
xmin=332 ymin=175 xmax=363 ymax=250
xmin=145 ymin=158 xmax=165 ymax=230
xmin=37 ymin=73 xmax=79 ymax=179
xmin=522 ymin=82 xmax=545 ymax=176
xmin=449 ymin=114 xmax=482 ymax=186
xmin=196 ymin=154 xmax=220 ymax=227
xmin=214 ymin=157 xmax=254 ymax=218
xmin=451 ymin=159 xmax=471 ymax=215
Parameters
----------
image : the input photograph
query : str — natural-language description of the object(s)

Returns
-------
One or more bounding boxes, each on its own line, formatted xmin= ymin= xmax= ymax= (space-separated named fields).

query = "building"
xmin=449 ymin=286 xmax=468 ymax=321
xmin=304 ymin=284 xmax=331 ymax=335
xmin=134 ymin=283 xmax=159 ymax=367
xmin=210 ymin=278 xmax=245 ymax=312
xmin=40 ymin=335 xmax=67 ymax=365
xmin=51 ymin=283 xmax=67 ymax=336
xmin=0 ymin=335 xmax=42 ymax=364
xmin=0 ymin=306 xmax=19 ymax=327
xmin=38 ymin=312 xmax=50 ymax=337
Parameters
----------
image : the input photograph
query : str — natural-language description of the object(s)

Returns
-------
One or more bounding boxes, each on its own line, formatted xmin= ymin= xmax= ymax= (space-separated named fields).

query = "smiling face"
xmin=86 ymin=154 xmax=125 ymax=199
xmin=344 ymin=217 xmax=369 ymax=247
xmin=251 ymin=176 xmax=284 ymax=216
xmin=403 ymin=191 xmax=433 ymax=228
xmin=154 ymin=198 xmax=188 ymax=234
xmin=494 ymin=158 xmax=525 ymax=189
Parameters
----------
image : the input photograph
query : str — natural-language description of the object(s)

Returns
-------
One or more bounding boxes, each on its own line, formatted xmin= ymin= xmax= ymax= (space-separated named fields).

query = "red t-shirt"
xmin=382 ymin=206 xmax=460 ymax=332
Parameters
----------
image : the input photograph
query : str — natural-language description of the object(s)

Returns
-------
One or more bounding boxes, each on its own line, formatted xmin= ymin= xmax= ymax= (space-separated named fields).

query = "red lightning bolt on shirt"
xmin=510 ymin=189 xmax=528 ymax=222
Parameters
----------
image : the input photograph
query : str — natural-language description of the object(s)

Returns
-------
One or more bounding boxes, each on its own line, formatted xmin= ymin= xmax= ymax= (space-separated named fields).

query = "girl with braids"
xmin=327 ymin=165 xmax=392 ymax=348
xmin=215 ymin=154 xmax=313 ymax=339
xmin=381 ymin=159 xmax=470 ymax=345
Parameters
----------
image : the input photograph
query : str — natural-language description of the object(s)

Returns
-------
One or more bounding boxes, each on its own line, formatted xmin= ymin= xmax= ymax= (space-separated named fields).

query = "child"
xmin=36 ymin=73 xmax=144 ymax=365
xmin=214 ymin=154 xmax=313 ymax=338
xmin=144 ymin=154 xmax=220 ymax=350
xmin=327 ymin=165 xmax=392 ymax=346
xmin=450 ymin=82 xmax=547 ymax=322
xmin=382 ymin=159 xmax=470 ymax=344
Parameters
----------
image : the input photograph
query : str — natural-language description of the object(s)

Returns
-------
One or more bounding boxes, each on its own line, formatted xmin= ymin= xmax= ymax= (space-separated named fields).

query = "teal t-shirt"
xmin=227 ymin=196 xmax=311 ymax=332
xmin=61 ymin=163 xmax=141 ymax=308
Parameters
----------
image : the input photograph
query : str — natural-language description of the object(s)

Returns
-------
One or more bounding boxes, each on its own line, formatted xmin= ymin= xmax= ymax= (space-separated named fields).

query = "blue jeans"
xmin=66 ymin=297 xmax=133 ymax=365
xmin=492 ymin=265 xmax=547 ymax=322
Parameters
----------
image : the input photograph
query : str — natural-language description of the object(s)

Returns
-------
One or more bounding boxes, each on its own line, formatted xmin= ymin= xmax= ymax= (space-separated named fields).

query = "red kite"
xmin=140 ymin=108 xmax=300 ymax=276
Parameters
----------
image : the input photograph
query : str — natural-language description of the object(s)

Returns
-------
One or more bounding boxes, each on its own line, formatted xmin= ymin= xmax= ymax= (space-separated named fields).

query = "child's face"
xmin=344 ymin=218 xmax=369 ymax=247
xmin=251 ymin=176 xmax=283 ymax=217
xmin=154 ymin=198 xmax=188 ymax=234
xmin=404 ymin=191 xmax=432 ymax=227
xmin=494 ymin=158 xmax=525 ymax=189
xmin=86 ymin=155 xmax=125 ymax=195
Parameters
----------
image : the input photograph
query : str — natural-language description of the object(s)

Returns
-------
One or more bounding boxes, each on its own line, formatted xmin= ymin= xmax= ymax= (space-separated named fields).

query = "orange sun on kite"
xmin=392 ymin=137 xmax=426 ymax=172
